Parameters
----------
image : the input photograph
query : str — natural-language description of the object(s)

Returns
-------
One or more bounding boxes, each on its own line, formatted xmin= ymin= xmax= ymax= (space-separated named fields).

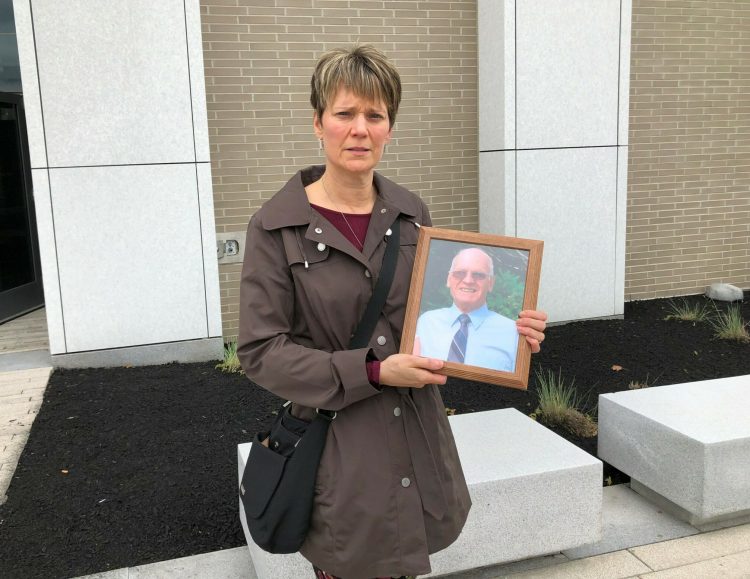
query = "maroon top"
xmin=310 ymin=204 xmax=371 ymax=252
xmin=311 ymin=204 xmax=380 ymax=385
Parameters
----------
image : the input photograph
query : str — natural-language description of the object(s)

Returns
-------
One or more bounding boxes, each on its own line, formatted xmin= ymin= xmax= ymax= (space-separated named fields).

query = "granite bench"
xmin=238 ymin=407 xmax=602 ymax=578
xmin=598 ymin=375 xmax=750 ymax=530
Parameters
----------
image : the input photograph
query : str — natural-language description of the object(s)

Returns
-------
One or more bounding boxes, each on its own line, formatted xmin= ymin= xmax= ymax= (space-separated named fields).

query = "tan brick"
xmin=627 ymin=0 xmax=749 ymax=302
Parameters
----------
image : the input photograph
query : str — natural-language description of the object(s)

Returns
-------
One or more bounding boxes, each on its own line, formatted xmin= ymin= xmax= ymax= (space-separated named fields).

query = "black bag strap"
xmin=348 ymin=218 xmax=401 ymax=349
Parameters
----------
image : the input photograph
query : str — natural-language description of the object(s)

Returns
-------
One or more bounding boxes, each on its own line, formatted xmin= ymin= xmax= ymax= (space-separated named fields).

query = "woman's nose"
xmin=350 ymin=114 xmax=367 ymax=134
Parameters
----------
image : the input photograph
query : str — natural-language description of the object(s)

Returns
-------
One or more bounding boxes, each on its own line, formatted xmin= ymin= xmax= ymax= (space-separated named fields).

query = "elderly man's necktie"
xmin=447 ymin=314 xmax=470 ymax=363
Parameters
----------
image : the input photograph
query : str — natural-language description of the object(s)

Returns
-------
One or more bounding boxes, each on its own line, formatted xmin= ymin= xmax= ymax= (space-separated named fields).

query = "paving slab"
xmin=0 ymin=349 xmax=53 ymax=371
xmin=0 ymin=462 xmax=12 ymax=504
xmin=441 ymin=554 xmax=568 ymax=578
xmin=0 ymin=461 xmax=12 ymax=484
xmin=563 ymin=484 xmax=698 ymax=560
xmin=0 ymin=422 xmax=35 ymax=437
xmin=1 ymin=438 xmax=27 ymax=462
xmin=0 ymin=394 xmax=40 ymax=405
xmin=0 ymin=366 xmax=52 ymax=382
xmin=638 ymin=548 xmax=750 ymax=578
xmin=0 ymin=383 xmax=25 ymax=395
xmin=629 ymin=523 xmax=750 ymax=571
xmin=501 ymin=550 xmax=652 ymax=578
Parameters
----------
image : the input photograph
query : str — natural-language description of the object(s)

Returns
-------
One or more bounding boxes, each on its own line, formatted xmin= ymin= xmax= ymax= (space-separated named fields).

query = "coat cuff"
xmin=365 ymin=349 xmax=382 ymax=390
xmin=331 ymin=348 xmax=382 ymax=406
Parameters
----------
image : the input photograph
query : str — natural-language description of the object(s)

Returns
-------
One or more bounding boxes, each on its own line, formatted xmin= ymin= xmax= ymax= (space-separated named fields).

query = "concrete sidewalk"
xmin=0 ymin=366 xmax=52 ymax=505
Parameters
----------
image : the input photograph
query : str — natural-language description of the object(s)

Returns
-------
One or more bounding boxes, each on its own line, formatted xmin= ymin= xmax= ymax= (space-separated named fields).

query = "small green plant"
xmin=664 ymin=298 xmax=711 ymax=322
xmin=216 ymin=340 xmax=244 ymax=373
xmin=535 ymin=368 xmax=577 ymax=423
xmin=628 ymin=373 xmax=658 ymax=390
xmin=711 ymin=304 xmax=750 ymax=342
xmin=533 ymin=368 xmax=598 ymax=438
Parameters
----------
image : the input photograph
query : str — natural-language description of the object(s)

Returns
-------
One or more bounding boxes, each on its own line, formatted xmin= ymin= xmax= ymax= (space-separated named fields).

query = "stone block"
xmin=238 ymin=408 xmax=602 ymax=578
xmin=706 ymin=282 xmax=743 ymax=302
xmin=598 ymin=376 xmax=750 ymax=527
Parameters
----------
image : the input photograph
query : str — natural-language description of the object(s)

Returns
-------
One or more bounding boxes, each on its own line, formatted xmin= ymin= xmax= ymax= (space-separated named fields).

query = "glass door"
xmin=0 ymin=92 xmax=44 ymax=323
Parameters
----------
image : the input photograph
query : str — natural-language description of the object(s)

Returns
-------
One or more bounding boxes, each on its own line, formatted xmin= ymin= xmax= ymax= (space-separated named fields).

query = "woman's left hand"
xmin=516 ymin=310 xmax=547 ymax=354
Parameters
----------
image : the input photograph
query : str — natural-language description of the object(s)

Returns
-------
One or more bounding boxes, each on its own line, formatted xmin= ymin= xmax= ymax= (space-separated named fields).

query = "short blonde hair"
xmin=310 ymin=45 xmax=402 ymax=128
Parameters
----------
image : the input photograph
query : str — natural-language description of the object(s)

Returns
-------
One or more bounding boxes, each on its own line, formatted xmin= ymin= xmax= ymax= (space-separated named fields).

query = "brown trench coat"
xmin=238 ymin=165 xmax=471 ymax=579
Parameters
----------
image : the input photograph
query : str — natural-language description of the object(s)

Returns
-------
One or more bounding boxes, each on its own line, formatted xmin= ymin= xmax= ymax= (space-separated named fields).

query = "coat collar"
xmin=259 ymin=165 xmax=420 ymax=231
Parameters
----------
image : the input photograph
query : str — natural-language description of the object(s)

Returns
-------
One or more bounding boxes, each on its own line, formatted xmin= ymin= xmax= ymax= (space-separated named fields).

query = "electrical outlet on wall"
xmin=225 ymin=240 xmax=239 ymax=256
xmin=216 ymin=231 xmax=246 ymax=265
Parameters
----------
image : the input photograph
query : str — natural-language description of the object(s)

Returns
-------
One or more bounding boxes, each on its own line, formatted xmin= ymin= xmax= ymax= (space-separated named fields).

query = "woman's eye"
xmin=336 ymin=111 xmax=351 ymax=117
xmin=369 ymin=114 xmax=384 ymax=120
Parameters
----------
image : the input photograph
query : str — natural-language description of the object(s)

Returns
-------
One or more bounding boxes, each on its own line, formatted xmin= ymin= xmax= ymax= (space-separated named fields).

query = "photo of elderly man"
xmin=414 ymin=246 xmax=520 ymax=372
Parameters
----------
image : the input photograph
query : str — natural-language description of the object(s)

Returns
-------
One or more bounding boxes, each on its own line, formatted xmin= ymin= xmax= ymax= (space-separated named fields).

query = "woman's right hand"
xmin=379 ymin=354 xmax=447 ymax=388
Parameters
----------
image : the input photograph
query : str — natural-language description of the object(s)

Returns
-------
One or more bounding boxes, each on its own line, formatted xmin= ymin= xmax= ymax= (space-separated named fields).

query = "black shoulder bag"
xmin=240 ymin=219 xmax=401 ymax=554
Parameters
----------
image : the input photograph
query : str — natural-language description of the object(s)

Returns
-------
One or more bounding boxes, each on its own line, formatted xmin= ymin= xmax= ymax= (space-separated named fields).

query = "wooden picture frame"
xmin=400 ymin=227 xmax=544 ymax=390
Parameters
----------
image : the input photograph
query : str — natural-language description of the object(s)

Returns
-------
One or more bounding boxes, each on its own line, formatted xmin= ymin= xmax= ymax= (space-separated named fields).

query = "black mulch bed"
xmin=1 ymin=295 xmax=748 ymax=578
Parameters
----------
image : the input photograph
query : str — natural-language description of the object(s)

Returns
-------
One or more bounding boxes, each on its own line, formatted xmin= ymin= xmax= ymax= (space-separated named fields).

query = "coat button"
xmin=385 ymin=228 xmax=392 ymax=236
xmin=317 ymin=242 xmax=326 ymax=251
xmin=380 ymin=208 xmax=387 ymax=214
xmin=365 ymin=270 xmax=371 ymax=278
xmin=314 ymin=227 xmax=322 ymax=234
xmin=401 ymin=477 xmax=411 ymax=488
xmin=393 ymin=407 xmax=401 ymax=417
xmin=377 ymin=336 xmax=386 ymax=346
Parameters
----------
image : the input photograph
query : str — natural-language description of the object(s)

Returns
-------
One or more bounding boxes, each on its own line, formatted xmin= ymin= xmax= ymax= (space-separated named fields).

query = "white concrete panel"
xmin=478 ymin=0 xmax=515 ymax=151
xmin=479 ymin=150 xmax=515 ymax=236
xmin=52 ymin=337 xmax=223 ymax=368
xmin=614 ymin=146 xmax=628 ymax=314
xmin=516 ymin=0 xmax=620 ymax=149
xmin=30 ymin=169 xmax=65 ymax=353
xmin=50 ymin=164 xmax=208 ymax=352
xmin=12 ymin=0 xmax=47 ymax=168
xmin=619 ymin=0 xmax=633 ymax=145
xmin=516 ymin=148 xmax=618 ymax=322
xmin=185 ymin=0 xmax=210 ymax=163
xmin=32 ymin=0 xmax=194 ymax=167
xmin=197 ymin=163 xmax=222 ymax=338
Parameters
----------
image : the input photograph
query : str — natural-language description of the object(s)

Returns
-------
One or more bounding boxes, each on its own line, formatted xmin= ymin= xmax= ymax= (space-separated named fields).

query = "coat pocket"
xmin=241 ymin=433 xmax=288 ymax=519
xmin=281 ymin=227 xmax=330 ymax=270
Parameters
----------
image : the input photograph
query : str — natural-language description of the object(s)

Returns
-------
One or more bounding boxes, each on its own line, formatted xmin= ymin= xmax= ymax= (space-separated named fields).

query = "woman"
xmin=238 ymin=45 xmax=547 ymax=579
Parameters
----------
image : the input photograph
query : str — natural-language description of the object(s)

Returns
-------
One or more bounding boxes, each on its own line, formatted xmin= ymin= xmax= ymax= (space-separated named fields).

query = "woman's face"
xmin=314 ymin=88 xmax=392 ymax=178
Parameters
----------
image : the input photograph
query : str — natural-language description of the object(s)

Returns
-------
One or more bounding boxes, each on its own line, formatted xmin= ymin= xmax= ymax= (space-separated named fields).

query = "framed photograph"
xmin=400 ymin=227 xmax=544 ymax=389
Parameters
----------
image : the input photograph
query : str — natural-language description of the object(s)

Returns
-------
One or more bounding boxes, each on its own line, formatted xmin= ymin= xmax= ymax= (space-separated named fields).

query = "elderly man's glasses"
xmin=449 ymin=270 xmax=490 ymax=282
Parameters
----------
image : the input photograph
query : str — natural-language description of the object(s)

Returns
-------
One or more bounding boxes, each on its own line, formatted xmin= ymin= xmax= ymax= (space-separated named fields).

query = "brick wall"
xmin=626 ymin=0 xmax=750 ymax=300
xmin=200 ymin=0 xmax=478 ymax=340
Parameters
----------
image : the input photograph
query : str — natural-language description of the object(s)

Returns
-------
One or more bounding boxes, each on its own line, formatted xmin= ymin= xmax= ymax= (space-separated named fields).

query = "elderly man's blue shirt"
xmin=415 ymin=304 xmax=518 ymax=372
